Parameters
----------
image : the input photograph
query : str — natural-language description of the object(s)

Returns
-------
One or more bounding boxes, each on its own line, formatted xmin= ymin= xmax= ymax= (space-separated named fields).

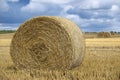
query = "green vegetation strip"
xmin=0 ymin=30 xmax=16 ymax=34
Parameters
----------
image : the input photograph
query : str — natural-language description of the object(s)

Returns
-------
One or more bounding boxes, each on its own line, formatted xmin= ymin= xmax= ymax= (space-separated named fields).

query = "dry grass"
xmin=0 ymin=33 xmax=120 ymax=80
xmin=86 ymin=38 xmax=120 ymax=47
xmin=0 ymin=33 xmax=14 ymax=39
xmin=0 ymin=39 xmax=11 ymax=47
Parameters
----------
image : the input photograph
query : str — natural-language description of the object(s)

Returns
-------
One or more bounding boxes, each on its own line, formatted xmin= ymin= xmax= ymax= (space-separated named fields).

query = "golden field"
xmin=0 ymin=33 xmax=120 ymax=80
xmin=86 ymin=38 xmax=120 ymax=47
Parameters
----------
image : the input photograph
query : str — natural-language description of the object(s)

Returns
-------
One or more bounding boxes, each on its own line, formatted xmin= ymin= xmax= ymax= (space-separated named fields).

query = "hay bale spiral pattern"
xmin=10 ymin=16 xmax=85 ymax=70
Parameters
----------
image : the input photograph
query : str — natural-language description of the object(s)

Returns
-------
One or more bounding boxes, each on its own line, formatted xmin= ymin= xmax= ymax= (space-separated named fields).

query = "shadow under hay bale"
xmin=97 ymin=32 xmax=111 ymax=38
xmin=10 ymin=16 xmax=85 ymax=70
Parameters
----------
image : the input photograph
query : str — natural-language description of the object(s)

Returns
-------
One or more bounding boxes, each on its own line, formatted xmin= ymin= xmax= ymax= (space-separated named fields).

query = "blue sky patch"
xmin=0 ymin=0 xmax=120 ymax=32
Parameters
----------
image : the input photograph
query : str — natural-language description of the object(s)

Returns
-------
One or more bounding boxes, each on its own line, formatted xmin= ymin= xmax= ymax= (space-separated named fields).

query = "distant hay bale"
xmin=10 ymin=16 xmax=85 ymax=70
xmin=97 ymin=32 xmax=111 ymax=38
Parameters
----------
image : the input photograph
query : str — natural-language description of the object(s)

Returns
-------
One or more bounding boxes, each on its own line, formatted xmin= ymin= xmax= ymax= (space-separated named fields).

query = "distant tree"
xmin=97 ymin=32 xmax=111 ymax=38
xmin=0 ymin=30 xmax=16 ymax=34
xmin=110 ymin=31 xmax=116 ymax=35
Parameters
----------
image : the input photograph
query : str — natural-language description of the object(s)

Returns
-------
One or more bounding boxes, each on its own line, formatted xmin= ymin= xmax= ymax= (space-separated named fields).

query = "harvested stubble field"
xmin=0 ymin=33 xmax=120 ymax=80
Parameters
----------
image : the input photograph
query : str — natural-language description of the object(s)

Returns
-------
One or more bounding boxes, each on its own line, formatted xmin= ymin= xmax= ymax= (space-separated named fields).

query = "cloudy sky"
xmin=0 ymin=0 xmax=120 ymax=32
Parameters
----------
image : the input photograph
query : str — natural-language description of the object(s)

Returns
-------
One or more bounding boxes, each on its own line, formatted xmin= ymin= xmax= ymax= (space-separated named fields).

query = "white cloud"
xmin=107 ymin=19 xmax=120 ymax=31
xmin=60 ymin=5 xmax=81 ymax=24
xmin=21 ymin=2 xmax=46 ymax=13
xmin=75 ymin=0 xmax=120 ymax=10
xmin=110 ymin=5 xmax=120 ymax=14
xmin=110 ymin=5 xmax=119 ymax=11
xmin=1 ymin=0 xmax=120 ymax=32
xmin=21 ymin=0 xmax=74 ymax=13
xmin=79 ymin=0 xmax=100 ymax=9
xmin=89 ymin=18 xmax=104 ymax=23
xmin=7 ymin=0 xmax=19 ymax=2
xmin=60 ymin=5 xmax=73 ymax=15
xmin=79 ymin=18 xmax=120 ymax=32
xmin=66 ymin=14 xmax=81 ymax=24
xmin=0 ymin=0 xmax=20 ymax=12
xmin=21 ymin=0 xmax=70 ymax=13
xmin=0 ymin=23 xmax=20 ymax=30
xmin=0 ymin=0 xmax=9 ymax=12
xmin=31 ymin=0 xmax=72 ymax=4
xmin=109 ymin=5 xmax=120 ymax=17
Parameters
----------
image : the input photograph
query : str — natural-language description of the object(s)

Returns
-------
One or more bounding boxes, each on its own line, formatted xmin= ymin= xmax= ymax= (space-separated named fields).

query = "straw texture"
xmin=0 ymin=71 xmax=9 ymax=80
xmin=10 ymin=16 xmax=85 ymax=70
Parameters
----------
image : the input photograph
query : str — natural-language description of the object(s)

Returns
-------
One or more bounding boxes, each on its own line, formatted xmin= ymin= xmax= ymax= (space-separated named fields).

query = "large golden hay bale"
xmin=97 ymin=32 xmax=111 ymax=38
xmin=10 ymin=16 xmax=85 ymax=70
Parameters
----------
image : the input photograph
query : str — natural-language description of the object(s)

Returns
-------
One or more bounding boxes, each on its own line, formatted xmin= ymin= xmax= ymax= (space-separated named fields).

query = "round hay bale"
xmin=97 ymin=32 xmax=111 ymax=38
xmin=10 ymin=16 xmax=85 ymax=70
